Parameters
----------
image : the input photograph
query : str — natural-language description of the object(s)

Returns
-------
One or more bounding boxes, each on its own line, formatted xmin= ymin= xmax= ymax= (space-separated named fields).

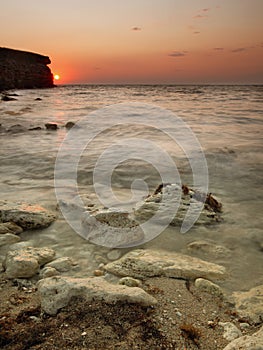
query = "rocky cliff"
xmin=0 ymin=47 xmax=54 ymax=91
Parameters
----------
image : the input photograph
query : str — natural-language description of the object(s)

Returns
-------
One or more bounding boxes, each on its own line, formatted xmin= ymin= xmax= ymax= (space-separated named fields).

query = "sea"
xmin=0 ymin=84 xmax=262 ymax=292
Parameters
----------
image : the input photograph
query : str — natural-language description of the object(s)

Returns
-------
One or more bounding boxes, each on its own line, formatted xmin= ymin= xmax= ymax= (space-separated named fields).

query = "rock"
xmin=0 ymin=222 xmax=23 ymax=234
xmin=107 ymin=249 xmax=122 ymax=261
xmin=0 ymin=233 xmax=20 ymax=247
xmin=134 ymin=183 xmax=222 ymax=226
xmin=93 ymin=269 xmax=104 ymax=276
xmin=187 ymin=240 xmax=231 ymax=257
xmin=40 ymin=266 xmax=59 ymax=279
xmin=37 ymin=276 xmax=157 ymax=315
xmin=219 ymin=322 xmax=242 ymax=341
xmin=45 ymin=123 xmax=58 ymax=130
xmin=1 ymin=95 xmax=17 ymax=101
xmin=195 ymin=278 xmax=224 ymax=298
xmin=65 ymin=121 xmax=75 ymax=129
xmin=0 ymin=200 xmax=57 ymax=229
xmin=118 ymin=277 xmax=142 ymax=287
xmin=222 ymin=325 xmax=263 ymax=350
xmin=232 ymin=285 xmax=263 ymax=324
xmin=4 ymin=247 xmax=55 ymax=278
xmin=8 ymin=241 xmax=34 ymax=251
xmin=7 ymin=124 xmax=27 ymax=133
xmin=45 ymin=257 xmax=74 ymax=272
xmin=104 ymin=249 xmax=226 ymax=281
xmin=81 ymin=208 xmax=144 ymax=248
xmin=35 ymin=97 xmax=42 ymax=101
xmin=28 ymin=126 xmax=42 ymax=131
xmin=0 ymin=47 xmax=54 ymax=91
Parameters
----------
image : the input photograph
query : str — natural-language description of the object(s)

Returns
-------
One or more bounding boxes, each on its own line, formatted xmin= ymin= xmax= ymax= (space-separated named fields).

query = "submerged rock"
xmin=45 ymin=257 xmax=75 ymax=272
xmin=65 ymin=121 xmax=75 ymax=129
xmin=104 ymin=249 xmax=226 ymax=281
xmin=4 ymin=247 xmax=55 ymax=278
xmin=134 ymin=183 xmax=222 ymax=226
xmin=0 ymin=233 xmax=20 ymax=247
xmin=37 ymin=276 xmax=157 ymax=315
xmin=0 ymin=222 xmax=23 ymax=235
xmin=187 ymin=240 xmax=231 ymax=258
xmin=232 ymin=285 xmax=263 ymax=324
xmin=222 ymin=325 xmax=263 ymax=350
xmin=0 ymin=201 xmax=57 ymax=229
xmin=7 ymin=124 xmax=27 ymax=133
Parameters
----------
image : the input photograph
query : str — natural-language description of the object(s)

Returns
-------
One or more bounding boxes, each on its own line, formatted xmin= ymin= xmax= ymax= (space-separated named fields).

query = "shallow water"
xmin=0 ymin=85 xmax=262 ymax=292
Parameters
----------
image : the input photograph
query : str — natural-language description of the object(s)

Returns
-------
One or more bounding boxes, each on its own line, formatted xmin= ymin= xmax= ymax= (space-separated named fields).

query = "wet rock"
xmin=219 ymin=322 xmax=242 ymax=341
xmin=45 ymin=123 xmax=58 ymax=130
xmin=35 ymin=97 xmax=42 ymax=101
xmin=37 ymin=276 xmax=157 ymax=315
xmin=187 ymin=240 xmax=231 ymax=257
xmin=0 ymin=200 xmax=57 ymax=229
xmin=81 ymin=208 xmax=144 ymax=248
xmin=107 ymin=249 xmax=122 ymax=261
xmin=28 ymin=126 xmax=42 ymax=131
xmin=222 ymin=325 xmax=263 ymax=350
xmin=0 ymin=233 xmax=20 ymax=247
xmin=104 ymin=249 xmax=226 ymax=281
xmin=40 ymin=266 xmax=59 ymax=279
xmin=232 ymin=285 xmax=263 ymax=324
xmin=65 ymin=121 xmax=75 ymax=129
xmin=45 ymin=257 xmax=74 ymax=272
xmin=7 ymin=124 xmax=27 ymax=133
xmin=4 ymin=247 xmax=55 ymax=278
xmin=134 ymin=183 xmax=222 ymax=226
xmin=0 ymin=222 xmax=23 ymax=234
xmin=118 ymin=277 xmax=142 ymax=287
xmin=195 ymin=278 xmax=224 ymax=298
xmin=1 ymin=95 xmax=17 ymax=101
xmin=8 ymin=241 xmax=34 ymax=251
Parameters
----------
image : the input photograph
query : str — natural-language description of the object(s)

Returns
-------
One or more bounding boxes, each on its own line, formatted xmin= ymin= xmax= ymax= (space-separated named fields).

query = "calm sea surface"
xmin=0 ymin=85 xmax=262 ymax=292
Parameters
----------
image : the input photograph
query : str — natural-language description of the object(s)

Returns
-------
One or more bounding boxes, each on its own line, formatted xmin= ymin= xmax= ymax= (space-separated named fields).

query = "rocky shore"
xmin=0 ymin=47 xmax=54 ymax=91
xmin=0 ymin=199 xmax=262 ymax=349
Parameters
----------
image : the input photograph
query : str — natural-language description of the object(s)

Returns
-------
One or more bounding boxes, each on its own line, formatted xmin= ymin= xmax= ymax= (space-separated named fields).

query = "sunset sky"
xmin=1 ymin=0 xmax=262 ymax=84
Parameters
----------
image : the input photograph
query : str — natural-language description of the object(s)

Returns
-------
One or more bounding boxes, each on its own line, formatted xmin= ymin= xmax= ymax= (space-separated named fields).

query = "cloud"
xmin=193 ymin=14 xmax=207 ymax=19
xmin=131 ymin=27 xmax=141 ymax=31
xmin=231 ymin=47 xmax=246 ymax=53
xmin=213 ymin=47 xmax=224 ymax=51
xmin=168 ymin=51 xmax=187 ymax=57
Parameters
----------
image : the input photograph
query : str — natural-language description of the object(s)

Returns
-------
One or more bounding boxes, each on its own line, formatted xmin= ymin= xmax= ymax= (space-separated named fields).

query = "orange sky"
xmin=1 ymin=0 xmax=263 ymax=84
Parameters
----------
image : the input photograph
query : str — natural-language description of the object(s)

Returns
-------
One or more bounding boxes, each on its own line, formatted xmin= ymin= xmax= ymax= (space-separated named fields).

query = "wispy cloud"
xmin=193 ymin=14 xmax=207 ymax=19
xmin=231 ymin=47 xmax=246 ymax=53
xmin=131 ymin=27 xmax=141 ymax=31
xmin=168 ymin=51 xmax=187 ymax=57
xmin=213 ymin=47 xmax=224 ymax=51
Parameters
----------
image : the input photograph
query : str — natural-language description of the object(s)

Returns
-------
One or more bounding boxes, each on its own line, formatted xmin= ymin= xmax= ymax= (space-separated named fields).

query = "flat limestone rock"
xmin=104 ymin=249 xmax=226 ymax=281
xmin=4 ymin=247 xmax=56 ymax=278
xmin=134 ymin=183 xmax=222 ymax=226
xmin=232 ymin=285 xmax=263 ymax=324
xmin=0 ymin=201 xmax=57 ymax=229
xmin=222 ymin=325 xmax=263 ymax=350
xmin=37 ymin=276 xmax=157 ymax=315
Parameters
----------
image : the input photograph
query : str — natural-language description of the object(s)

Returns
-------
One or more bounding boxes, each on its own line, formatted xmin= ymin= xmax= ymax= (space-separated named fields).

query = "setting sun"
xmin=54 ymin=74 xmax=60 ymax=80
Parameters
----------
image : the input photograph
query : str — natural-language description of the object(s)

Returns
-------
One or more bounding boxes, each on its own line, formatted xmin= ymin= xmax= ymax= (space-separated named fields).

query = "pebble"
xmin=107 ymin=250 xmax=122 ymax=261
xmin=93 ymin=270 xmax=104 ymax=276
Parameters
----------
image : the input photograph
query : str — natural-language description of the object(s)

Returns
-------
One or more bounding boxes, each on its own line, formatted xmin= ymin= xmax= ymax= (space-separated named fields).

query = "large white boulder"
xmin=104 ymin=249 xmax=226 ymax=281
xmin=37 ymin=276 xmax=157 ymax=315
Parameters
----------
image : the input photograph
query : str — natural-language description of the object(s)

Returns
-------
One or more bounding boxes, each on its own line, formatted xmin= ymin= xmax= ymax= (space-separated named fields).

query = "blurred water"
xmin=0 ymin=85 xmax=262 ymax=291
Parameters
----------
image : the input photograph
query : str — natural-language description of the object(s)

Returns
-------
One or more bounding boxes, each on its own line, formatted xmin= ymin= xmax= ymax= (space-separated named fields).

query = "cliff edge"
xmin=0 ymin=47 xmax=54 ymax=91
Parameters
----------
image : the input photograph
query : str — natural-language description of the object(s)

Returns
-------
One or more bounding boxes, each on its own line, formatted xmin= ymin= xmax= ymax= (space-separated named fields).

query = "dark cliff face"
xmin=0 ymin=47 xmax=54 ymax=91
